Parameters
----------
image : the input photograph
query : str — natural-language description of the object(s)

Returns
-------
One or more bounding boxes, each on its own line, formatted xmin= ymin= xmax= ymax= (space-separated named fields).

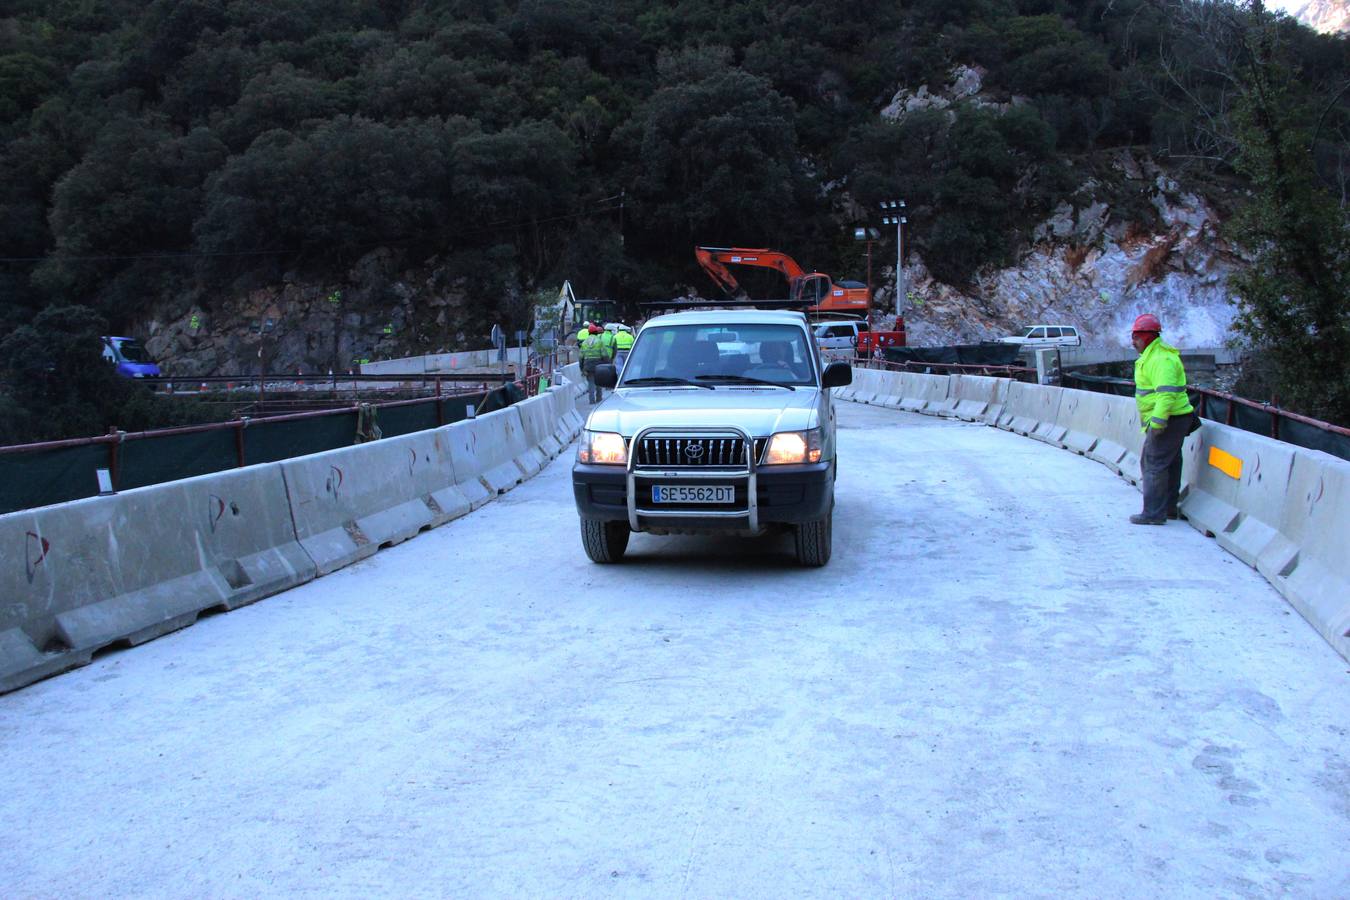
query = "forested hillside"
xmin=2 ymin=0 xmax=1348 ymax=427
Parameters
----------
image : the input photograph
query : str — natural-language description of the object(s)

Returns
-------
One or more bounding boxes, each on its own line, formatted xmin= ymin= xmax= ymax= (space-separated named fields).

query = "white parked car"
xmin=813 ymin=319 xmax=869 ymax=351
xmin=998 ymin=325 xmax=1082 ymax=348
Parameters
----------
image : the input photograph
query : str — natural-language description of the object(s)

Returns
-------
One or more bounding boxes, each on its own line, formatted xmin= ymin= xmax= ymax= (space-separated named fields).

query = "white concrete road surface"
xmin=2 ymin=402 xmax=1346 ymax=898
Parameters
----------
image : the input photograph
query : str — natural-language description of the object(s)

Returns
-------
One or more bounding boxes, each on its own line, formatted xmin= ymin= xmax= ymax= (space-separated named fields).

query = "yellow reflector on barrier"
xmin=1208 ymin=445 xmax=1243 ymax=480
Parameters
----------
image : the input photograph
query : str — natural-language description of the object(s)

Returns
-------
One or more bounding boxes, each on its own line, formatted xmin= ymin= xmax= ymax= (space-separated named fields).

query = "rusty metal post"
xmin=235 ymin=419 xmax=246 ymax=467
xmin=107 ymin=427 xmax=120 ymax=489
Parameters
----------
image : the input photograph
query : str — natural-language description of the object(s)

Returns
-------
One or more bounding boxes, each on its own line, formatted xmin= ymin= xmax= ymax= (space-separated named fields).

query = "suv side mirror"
xmin=595 ymin=364 xmax=618 ymax=388
xmin=822 ymin=361 xmax=852 ymax=388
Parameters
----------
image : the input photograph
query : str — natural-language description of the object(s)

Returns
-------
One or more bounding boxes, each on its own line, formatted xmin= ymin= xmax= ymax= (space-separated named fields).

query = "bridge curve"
xmin=1 ymin=399 xmax=1345 ymax=896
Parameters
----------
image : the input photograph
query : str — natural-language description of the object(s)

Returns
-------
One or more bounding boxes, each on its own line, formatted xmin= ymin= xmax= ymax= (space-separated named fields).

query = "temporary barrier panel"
xmin=1084 ymin=394 xmax=1145 ymax=483
xmin=1179 ymin=426 xmax=1298 ymax=568
xmin=848 ymin=367 xmax=884 ymax=404
xmin=895 ymin=373 xmax=950 ymax=412
xmin=873 ymin=369 xmax=907 ymax=407
xmin=280 ymin=432 xmax=443 ymax=575
xmin=1258 ymin=451 xmax=1350 ymax=661
xmin=444 ymin=407 xmax=531 ymax=496
xmin=515 ymin=393 xmax=564 ymax=462
xmin=947 ymin=375 xmax=1009 ymax=423
xmin=1053 ymin=389 xmax=1107 ymax=456
xmin=1001 ymin=382 xmax=1065 ymax=444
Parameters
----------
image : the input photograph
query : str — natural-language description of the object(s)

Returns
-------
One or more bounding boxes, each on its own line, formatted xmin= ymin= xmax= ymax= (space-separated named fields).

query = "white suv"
xmin=571 ymin=309 xmax=852 ymax=567
xmin=998 ymin=325 xmax=1082 ymax=348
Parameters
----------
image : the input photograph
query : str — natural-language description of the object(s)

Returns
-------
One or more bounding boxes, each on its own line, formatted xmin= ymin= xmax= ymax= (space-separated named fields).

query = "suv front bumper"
xmin=573 ymin=459 xmax=832 ymax=531
xmin=572 ymin=423 xmax=826 ymax=534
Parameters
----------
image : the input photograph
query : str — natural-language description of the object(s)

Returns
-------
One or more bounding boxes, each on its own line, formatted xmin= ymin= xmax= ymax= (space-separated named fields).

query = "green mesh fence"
xmin=241 ymin=411 xmax=361 ymax=466
xmin=116 ymin=428 xmax=239 ymax=491
xmin=0 ymin=443 xmax=113 ymax=514
xmin=0 ymin=386 xmax=524 ymax=515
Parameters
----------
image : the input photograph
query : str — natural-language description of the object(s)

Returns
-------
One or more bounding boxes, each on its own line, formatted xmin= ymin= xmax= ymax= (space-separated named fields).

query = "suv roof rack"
xmin=639 ymin=298 xmax=812 ymax=312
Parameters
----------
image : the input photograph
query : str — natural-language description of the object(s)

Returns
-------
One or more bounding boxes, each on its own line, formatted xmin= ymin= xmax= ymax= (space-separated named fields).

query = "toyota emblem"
xmin=683 ymin=443 xmax=705 ymax=460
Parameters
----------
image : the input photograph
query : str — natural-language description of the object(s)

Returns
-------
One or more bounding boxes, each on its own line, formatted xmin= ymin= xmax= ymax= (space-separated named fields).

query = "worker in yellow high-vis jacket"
xmin=1130 ymin=313 xmax=1197 ymax=525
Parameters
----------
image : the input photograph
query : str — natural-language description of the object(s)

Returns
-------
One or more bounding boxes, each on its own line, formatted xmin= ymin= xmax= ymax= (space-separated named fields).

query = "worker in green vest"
xmin=612 ymin=324 xmax=634 ymax=374
xmin=1130 ymin=313 xmax=1197 ymax=525
xmin=579 ymin=323 xmax=616 ymax=403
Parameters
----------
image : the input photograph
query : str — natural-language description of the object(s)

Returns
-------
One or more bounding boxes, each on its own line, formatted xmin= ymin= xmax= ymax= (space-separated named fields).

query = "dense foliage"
xmin=1 ymin=0 xmax=1348 ymax=428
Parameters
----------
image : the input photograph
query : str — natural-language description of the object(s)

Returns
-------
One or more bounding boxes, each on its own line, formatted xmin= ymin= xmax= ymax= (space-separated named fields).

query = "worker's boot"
xmin=1129 ymin=513 xmax=1166 ymax=525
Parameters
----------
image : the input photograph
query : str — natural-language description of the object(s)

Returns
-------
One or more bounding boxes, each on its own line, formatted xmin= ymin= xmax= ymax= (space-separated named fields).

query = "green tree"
xmin=1224 ymin=9 xmax=1350 ymax=423
xmin=0 ymin=305 xmax=214 ymax=443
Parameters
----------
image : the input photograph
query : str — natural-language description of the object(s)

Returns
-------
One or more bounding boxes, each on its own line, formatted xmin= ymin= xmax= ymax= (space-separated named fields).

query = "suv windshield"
xmin=621 ymin=323 xmax=816 ymax=387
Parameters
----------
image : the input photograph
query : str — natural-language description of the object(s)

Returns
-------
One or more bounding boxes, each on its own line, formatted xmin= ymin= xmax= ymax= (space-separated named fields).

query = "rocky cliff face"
xmin=142 ymin=249 xmax=504 ymax=377
xmin=878 ymin=68 xmax=1246 ymax=350
xmin=893 ymin=152 xmax=1244 ymax=350
xmin=1292 ymin=0 xmax=1350 ymax=33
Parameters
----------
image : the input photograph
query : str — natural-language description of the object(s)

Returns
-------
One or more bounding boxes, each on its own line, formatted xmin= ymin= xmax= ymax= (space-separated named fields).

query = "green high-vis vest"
xmin=1134 ymin=338 xmax=1194 ymax=433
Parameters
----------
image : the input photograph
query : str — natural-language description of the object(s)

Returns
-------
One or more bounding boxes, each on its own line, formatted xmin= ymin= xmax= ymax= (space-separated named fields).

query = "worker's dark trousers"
xmin=1140 ymin=414 xmax=1194 ymax=521
xmin=583 ymin=359 xmax=602 ymax=403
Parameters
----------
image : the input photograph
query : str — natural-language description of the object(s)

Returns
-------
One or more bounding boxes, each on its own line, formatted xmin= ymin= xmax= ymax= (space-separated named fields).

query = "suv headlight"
xmin=577 ymin=431 xmax=628 ymax=465
xmin=763 ymin=428 xmax=823 ymax=465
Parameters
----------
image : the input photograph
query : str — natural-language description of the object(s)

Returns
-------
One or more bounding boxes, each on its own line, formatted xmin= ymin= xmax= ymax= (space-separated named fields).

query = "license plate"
xmin=651 ymin=485 xmax=734 ymax=504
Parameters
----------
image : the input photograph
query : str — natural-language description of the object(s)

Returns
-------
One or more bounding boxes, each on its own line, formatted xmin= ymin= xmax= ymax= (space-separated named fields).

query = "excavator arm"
xmin=694 ymin=247 xmax=809 ymax=297
xmin=694 ymin=245 xmax=871 ymax=314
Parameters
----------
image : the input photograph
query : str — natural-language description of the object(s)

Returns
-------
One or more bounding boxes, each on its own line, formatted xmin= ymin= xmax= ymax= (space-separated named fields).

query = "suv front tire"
xmin=581 ymin=517 xmax=630 ymax=563
xmin=793 ymin=507 xmax=832 ymax=567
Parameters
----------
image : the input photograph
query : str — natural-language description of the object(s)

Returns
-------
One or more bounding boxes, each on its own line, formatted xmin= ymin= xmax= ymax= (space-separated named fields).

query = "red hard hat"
xmin=1132 ymin=313 xmax=1162 ymax=333
xmin=588 ymin=323 xmax=602 ymax=334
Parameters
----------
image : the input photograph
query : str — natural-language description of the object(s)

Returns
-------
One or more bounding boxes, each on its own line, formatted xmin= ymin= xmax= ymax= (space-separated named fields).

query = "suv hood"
xmin=588 ymin=387 xmax=821 ymax=437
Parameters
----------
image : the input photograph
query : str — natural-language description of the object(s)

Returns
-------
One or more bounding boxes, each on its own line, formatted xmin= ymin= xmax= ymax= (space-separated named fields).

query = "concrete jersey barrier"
xmin=2 ymin=379 xmax=583 ymax=694
xmin=895 ymin=373 xmax=952 ymax=413
xmin=947 ymin=374 xmax=1009 ymax=424
xmin=279 ymin=430 xmax=456 ymax=575
xmin=998 ymin=381 xmax=1065 ymax=445
xmin=1263 ymin=451 xmax=1349 ymax=659
xmin=443 ymin=406 xmax=533 ymax=496
xmin=1 ymin=463 xmax=315 ymax=692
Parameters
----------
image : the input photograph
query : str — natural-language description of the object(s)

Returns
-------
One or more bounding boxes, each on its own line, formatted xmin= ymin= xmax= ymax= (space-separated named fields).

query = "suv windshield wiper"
xmin=622 ymin=376 xmax=715 ymax=390
xmin=695 ymin=374 xmax=795 ymax=391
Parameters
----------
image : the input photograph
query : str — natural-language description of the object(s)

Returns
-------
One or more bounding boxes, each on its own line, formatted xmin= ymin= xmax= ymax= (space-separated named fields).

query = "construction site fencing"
xmin=1065 ymin=372 xmax=1350 ymax=462
xmin=0 ymin=381 xmax=526 ymax=515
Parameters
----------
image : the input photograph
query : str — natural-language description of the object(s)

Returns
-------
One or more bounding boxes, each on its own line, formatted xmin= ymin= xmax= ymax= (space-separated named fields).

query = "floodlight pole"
xmin=881 ymin=199 xmax=907 ymax=318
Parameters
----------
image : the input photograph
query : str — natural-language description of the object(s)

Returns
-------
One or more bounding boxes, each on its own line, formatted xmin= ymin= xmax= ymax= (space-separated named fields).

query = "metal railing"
xmin=0 ymin=384 xmax=495 ymax=471
xmin=1064 ymin=372 xmax=1350 ymax=461
xmin=852 ymin=354 xmax=1037 ymax=381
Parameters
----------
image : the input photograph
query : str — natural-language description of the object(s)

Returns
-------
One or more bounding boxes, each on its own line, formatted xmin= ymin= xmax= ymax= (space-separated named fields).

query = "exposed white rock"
xmin=882 ymin=64 xmax=993 ymax=121
xmin=891 ymin=159 xmax=1245 ymax=350
xmin=1292 ymin=0 xmax=1350 ymax=33
xmin=949 ymin=64 xmax=983 ymax=98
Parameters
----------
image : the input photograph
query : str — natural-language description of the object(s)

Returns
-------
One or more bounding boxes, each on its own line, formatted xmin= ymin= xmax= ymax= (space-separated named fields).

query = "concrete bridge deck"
xmin=1 ymin=402 xmax=1344 ymax=897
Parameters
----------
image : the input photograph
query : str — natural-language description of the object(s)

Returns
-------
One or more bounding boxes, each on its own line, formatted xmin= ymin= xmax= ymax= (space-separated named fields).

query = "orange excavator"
xmin=694 ymin=246 xmax=871 ymax=315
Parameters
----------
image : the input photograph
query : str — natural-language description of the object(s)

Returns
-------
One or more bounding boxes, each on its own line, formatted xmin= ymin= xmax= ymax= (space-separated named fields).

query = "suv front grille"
xmin=633 ymin=436 xmax=767 ymax=468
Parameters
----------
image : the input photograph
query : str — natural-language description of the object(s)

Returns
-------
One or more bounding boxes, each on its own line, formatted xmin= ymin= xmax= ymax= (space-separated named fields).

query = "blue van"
xmin=101 ymin=336 xmax=161 ymax=378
